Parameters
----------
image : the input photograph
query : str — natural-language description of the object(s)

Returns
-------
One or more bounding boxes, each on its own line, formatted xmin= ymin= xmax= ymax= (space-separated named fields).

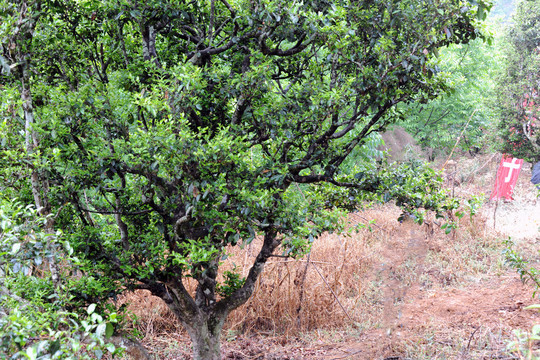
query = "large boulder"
xmin=380 ymin=126 xmax=425 ymax=162
xmin=532 ymin=161 xmax=540 ymax=186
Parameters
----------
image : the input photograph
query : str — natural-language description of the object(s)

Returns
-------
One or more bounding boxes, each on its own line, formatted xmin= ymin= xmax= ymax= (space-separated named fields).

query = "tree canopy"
xmin=1 ymin=0 xmax=490 ymax=358
xmin=399 ymin=28 xmax=502 ymax=159
xmin=496 ymin=0 xmax=540 ymax=162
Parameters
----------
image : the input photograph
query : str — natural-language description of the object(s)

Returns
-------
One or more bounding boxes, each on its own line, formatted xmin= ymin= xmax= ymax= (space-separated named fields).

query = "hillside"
xmin=116 ymin=154 xmax=540 ymax=359
xmin=491 ymin=0 xmax=518 ymax=20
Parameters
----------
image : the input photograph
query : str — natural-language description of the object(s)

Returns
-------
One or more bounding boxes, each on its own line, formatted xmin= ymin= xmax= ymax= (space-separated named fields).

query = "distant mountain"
xmin=490 ymin=0 xmax=517 ymax=21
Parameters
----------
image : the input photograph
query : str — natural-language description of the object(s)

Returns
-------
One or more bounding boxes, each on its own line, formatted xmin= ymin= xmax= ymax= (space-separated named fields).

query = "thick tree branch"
xmin=523 ymin=122 xmax=540 ymax=152
xmin=261 ymin=32 xmax=310 ymax=56
xmin=215 ymin=227 xmax=280 ymax=314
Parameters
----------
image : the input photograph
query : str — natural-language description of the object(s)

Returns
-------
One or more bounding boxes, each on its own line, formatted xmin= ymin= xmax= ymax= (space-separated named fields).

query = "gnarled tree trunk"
xmin=184 ymin=314 xmax=226 ymax=360
xmin=143 ymin=229 xmax=280 ymax=359
xmin=155 ymin=279 xmax=228 ymax=360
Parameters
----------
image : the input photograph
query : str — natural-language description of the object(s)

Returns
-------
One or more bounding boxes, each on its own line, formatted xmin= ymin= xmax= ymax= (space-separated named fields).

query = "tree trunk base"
xmin=109 ymin=336 xmax=152 ymax=360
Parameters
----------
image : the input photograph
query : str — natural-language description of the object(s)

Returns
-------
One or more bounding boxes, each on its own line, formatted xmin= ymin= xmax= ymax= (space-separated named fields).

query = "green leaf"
xmin=87 ymin=304 xmax=97 ymax=315
xmin=94 ymin=349 xmax=103 ymax=359
xmin=105 ymin=322 xmax=114 ymax=338
xmin=0 ymin=55 xmax=11 ymax=76
xmin=25 ymin=346 xmax=38 ymax=360
xmin=96 ymin=323 xmax=107 ymax=338
xmin=477 ymin=3 xmax=485 ymax=20
xmin=34 ymin=256 xmax=43 ymax=266
xmin=11 ymin=242 xmax=21 ymax=254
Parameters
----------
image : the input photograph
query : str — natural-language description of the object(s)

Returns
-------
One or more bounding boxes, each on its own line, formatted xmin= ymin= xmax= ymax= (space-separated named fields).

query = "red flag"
xmin=490 ymin=155 xmax=524 ymax=201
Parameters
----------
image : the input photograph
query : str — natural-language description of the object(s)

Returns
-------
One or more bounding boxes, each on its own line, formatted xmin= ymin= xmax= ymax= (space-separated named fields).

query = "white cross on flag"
xmin=490 ymin=155 xmax=524 ymax=201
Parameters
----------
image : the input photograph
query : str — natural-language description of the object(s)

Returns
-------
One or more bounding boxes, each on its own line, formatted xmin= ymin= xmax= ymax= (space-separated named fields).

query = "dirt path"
xmin=486 ymin=200 xmax=540 ymax=240
xmin=320 ymin=231 xmax=540 ymax=360
xmin=319 ymin=160 xmax=540 ymax=360
xmin=134 ymin=155 xmax=540 ymax=360
xmin=321 ymin=275 xmax=540 ymax=359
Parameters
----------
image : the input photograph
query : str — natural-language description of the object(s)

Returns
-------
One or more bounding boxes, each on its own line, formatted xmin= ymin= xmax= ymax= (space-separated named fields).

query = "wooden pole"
xmin=442 ymin=109 xmax=478 ymax=170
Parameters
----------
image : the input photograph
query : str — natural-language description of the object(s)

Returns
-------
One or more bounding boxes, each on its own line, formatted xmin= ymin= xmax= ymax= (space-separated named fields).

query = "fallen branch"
xmin=442 ymin=109 xmax=478 ymax=170
xmin=310 ymin=262 xmax=355 ymax=324
xmin=108 ymin=336 xmax=152 ymax=360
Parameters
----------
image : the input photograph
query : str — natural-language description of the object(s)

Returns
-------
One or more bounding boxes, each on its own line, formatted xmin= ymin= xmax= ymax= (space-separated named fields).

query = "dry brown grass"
xmin=118 ymin=206 xmax=405 ymax=339
xmin=120 ymin=290 xmax=183 ymax=338
xmin=224 ymin=222 xmax=376 ymax=335
xmin=119 ymin=201 xmax=497 ymax=340
xmin=113 ymin=154 xmax=540 ymax=359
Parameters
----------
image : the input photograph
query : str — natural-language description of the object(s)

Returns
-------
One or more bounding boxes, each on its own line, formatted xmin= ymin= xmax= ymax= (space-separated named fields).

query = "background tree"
xmin=399 ymin=20 xmax=503 ymax=159
xmin=495 ymin=0 xmax=540 ymax=163
xmin=0 ymin=200 xmax=130 ymax=359
xmin=490 ymin=0 xmax=517 ymax=21
xmin=1 ymin=0 xmax=490 ymax=358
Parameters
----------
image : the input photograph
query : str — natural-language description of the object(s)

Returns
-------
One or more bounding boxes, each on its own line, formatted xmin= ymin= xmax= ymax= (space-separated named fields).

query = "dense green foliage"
xmin=0 ymin=0 xmax=491 ymax=358
xmin=0 ymin=201 xmax=123 ymax=359
xmin=504 ymin=234 xmax=540 ymax=359
xmin=495 ymin=0 xmax=540 ymax=162
xmin=491 ymin=0 xmax=517 ymax=20
xmin=399 ymin=21 xmax=502 ymax=158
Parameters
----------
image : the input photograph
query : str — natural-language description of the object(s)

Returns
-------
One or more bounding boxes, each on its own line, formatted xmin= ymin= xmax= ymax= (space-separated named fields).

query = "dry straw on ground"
xmin=120 ymin=201 xmax=491 ymax=339
xmin=115 ymin=153 xmax=540 ymax=359
xmin=119 ymin=209 xmax=397 ymax=337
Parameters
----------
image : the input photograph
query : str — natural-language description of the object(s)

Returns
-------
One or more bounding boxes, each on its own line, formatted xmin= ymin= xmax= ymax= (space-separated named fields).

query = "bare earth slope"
xmin=319 ymin=157 xmax=540 ymax=360
xmin=126 ymin=154 xmax=540 ymax=359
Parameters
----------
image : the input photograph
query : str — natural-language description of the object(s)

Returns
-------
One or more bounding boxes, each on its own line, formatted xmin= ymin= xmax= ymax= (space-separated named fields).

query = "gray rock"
xmin=532 ymin=161 xmax=540 ymax=186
